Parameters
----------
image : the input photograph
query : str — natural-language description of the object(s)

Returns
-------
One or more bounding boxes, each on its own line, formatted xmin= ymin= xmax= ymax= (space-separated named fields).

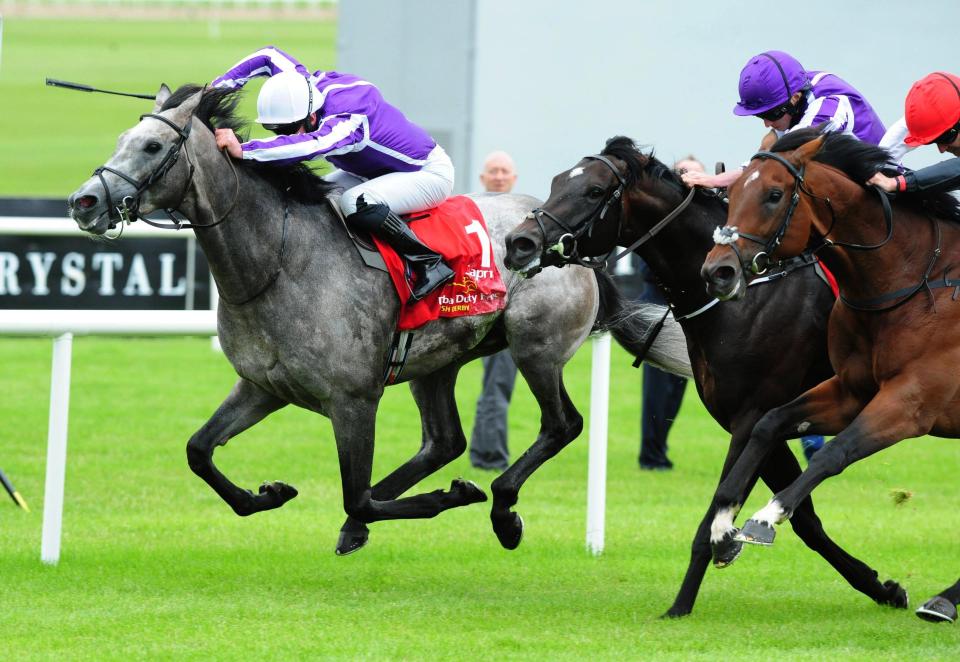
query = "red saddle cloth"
xmin=373 ymin=195 xmax=507 ymax=331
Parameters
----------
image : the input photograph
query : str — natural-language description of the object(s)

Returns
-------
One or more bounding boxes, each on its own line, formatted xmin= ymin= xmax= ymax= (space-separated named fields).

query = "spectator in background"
xmin=469 ymin=151 xmax=519 ymax=471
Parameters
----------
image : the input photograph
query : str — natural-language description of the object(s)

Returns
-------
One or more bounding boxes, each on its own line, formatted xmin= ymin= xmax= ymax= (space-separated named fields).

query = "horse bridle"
xmin=91 ymin=112 xmax=238 ymax=232
xmin=713 ymin=150 xmax=897 ymax=276
xmin=530 ymin=155 xmax=626 ymax=269
xmin=530 ymin=154 xmax=696 ymax=269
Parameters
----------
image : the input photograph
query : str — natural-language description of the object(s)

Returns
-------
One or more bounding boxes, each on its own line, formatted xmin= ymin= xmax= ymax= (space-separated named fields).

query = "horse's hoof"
xmin=335 ymin=525 xmax=370 ymax=556
xmin=661 ymin=605 xmax=692 ymax=619
xmin=258 ymin=480 xmax=298 ymax=508
xmin=451 ymin=478 xmax=488 ymax=505
xmin=877 ymin=579 xmax=909 ymax=609
xmin=493 ymin=512 xmax=524 ymax=550
xmin=735 ymin=519 xmax=776 ymax=546
xmin=712 ymin=529 xmax=743 ymax=568
xmin=915 ymin=596 xmax=957 ymax=623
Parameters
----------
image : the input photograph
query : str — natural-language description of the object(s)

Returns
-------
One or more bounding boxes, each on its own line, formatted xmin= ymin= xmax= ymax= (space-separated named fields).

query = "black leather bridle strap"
xmin=613 ymin=186 xmax=696 ymax=262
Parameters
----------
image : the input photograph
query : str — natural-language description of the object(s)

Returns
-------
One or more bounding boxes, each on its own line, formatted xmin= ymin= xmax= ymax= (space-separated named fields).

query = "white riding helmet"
xmin=255 ymin=71 xmax=315 ymax=125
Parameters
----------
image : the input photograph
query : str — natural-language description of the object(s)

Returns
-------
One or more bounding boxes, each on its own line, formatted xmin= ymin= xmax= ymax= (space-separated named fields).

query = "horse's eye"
xmin=767 ymin=188 xmax=784 ymax=203
xmin=587 ymin=186 xmax=605 ymax=198
xmin=144 ymin=141 xmax=163 ymax=154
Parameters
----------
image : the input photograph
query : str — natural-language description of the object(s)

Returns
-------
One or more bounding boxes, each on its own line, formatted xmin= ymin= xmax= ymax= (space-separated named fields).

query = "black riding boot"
xmin=347 ymin=199 xmax=454 ymax=301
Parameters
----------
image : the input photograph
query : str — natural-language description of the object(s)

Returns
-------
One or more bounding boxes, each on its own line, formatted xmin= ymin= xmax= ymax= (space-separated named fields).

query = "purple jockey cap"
xmin=733 ymin=50 xmax=810 ymax=116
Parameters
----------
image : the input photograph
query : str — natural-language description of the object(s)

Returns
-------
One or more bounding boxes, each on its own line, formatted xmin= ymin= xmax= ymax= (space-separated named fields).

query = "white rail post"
xmin=586 ymin=332 xmax=611 ymax=556
xmin=41 ymin=332 xmax=73 ymax=565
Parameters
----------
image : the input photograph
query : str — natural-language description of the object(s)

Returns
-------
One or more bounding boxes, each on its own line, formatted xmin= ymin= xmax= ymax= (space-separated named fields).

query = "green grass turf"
xmin=0 ymin=16 xmax=336 ymax=198
xmin=0 ymin=337 xmax=958 ymax=660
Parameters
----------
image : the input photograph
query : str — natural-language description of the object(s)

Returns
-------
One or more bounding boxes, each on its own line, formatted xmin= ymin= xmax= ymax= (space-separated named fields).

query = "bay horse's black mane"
xmin=161 ymin=84 xmax=335 ymax=205
xmin=772 ymin=127 xmax=960 ymax=221
xmin=601 ymin=136 xmax=726 ymax=213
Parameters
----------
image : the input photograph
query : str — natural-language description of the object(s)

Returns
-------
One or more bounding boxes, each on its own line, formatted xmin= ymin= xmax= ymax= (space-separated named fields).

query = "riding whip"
xmin=0 ymin=468 xmax=29 ymax=511
xmin=45 ymin=78 xmax=156 ymax=100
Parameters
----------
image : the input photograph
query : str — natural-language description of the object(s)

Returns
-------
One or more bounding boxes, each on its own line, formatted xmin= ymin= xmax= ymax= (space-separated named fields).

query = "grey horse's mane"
xmin=161 ymin=84 xmax=336 ymax=205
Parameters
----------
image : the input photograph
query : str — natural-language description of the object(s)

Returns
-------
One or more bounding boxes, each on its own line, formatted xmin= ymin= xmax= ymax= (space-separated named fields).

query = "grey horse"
xmin=67 ymin=84 xmax=691 ymax=554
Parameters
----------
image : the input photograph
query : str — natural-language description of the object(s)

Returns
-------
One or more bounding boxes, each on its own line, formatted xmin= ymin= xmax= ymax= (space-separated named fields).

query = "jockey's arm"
xmin=210 ymin=45 xmax=310 ymax=89
xmin=682 ymin=167 xmax=743 ymax=189
xmin=868 ymin=159 xmax=960 ymax=193
xmin=237 ymin=113 xmax=368 ymax=164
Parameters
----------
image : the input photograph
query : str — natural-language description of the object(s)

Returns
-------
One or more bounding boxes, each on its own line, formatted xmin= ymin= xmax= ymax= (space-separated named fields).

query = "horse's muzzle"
xmin=701 ymin=246 xmax=747 ymax=301
xmin=504 ymin=227 xmax=544 ymax=275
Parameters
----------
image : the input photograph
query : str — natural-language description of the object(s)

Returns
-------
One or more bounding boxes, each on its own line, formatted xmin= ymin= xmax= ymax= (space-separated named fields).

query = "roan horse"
xmin=66 ymin=85 xmax=691 ymax=556
xmin=504 ymin=136 xmax=907 ymax=617
xmin=701 ymin=128 xmax=960 ymax=622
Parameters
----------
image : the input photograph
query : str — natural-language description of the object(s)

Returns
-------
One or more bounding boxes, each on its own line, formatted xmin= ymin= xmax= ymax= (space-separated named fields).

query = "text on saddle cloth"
xmin=373 ymin=196 xmax=507 ymax=331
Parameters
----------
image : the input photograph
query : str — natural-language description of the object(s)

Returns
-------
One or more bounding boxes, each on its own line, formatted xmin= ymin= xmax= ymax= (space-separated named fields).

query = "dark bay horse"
xmin=504 ymin=136 xmax=907 ymax=617
xmin=701 ymin=128 xmax=960 ymax=622
xmin=66 ymin=85 xmax=691 ymax=556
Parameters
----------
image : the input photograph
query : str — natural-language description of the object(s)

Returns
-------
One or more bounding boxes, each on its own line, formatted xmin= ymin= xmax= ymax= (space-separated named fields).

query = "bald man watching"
xmin=470 ymin=151 xmax=519 ymax=471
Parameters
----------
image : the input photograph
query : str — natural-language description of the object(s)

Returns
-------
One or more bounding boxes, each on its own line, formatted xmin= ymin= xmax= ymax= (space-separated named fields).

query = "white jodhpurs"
xmin=328 ymin=145 xmax=455 ymax=217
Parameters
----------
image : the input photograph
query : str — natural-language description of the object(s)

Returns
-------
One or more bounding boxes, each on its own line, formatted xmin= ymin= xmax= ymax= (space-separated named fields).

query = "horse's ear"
xmin=173 ymin=89 xmax=205 ymax=120
xmin=790 ymin=134 xmax=827 ymax=167
xmin=152 ymin=84 xmax=172 ymax=113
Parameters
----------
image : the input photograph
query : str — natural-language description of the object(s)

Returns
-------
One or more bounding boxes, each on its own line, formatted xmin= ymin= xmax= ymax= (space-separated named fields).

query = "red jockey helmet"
xmin=904 ymin=72 xmax=960 ymax=146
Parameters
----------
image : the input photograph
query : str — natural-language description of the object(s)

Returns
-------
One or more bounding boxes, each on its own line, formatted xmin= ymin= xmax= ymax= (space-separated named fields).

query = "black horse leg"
xmin=329 ymin=395 xmax=486 ymax=526
xmin=186 ymin=378 xmax=294 ymax=516
xmin=336 ymin=364 xmax=484 ymax=555
xmin=488 ymin=364 xmax=583 ymax=549
xmin=764 ymin=442 xmax=908 ymax=609
xmin=917 ymin=580 xmax=960 ymax=623
xmin=664 ymin=420 xmax=761 ymax=618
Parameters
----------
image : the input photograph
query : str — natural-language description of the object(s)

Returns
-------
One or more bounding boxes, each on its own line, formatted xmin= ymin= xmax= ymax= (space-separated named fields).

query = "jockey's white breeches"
xmin=328 ymin=144 xmax=455 ymax=217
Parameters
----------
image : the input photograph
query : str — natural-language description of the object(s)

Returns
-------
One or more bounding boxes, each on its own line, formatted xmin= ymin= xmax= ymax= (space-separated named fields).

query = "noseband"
xmin=91 ymin=112 xmax=238 ymax=232
xmin=529 ymin=154 xmax=627 ymax=269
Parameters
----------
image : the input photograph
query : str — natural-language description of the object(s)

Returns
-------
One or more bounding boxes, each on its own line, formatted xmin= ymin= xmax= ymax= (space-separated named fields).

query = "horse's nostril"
xmin=512 ymin=235 xmax=538 ymax=257
xmin=77 ymin=195 xmax=98 ymax=209
xmin=714 ymin=265 xmax=736 ymax=283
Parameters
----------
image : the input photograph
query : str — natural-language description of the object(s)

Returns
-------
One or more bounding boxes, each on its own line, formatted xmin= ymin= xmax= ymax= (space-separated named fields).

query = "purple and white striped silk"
xmin=784 ymin=71 xmax=887 ymax=145
xmin=211 ymin=46 xmax=437 ymax=178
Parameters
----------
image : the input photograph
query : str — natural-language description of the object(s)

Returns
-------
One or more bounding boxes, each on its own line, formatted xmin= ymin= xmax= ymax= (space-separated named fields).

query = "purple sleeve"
xmin=211 ymin=46 xmax=309 ymax=89
xmin=810 ymin=96 xmax=841 ymax=127
xmin=240 ymin=114 xmax=368 ymax=165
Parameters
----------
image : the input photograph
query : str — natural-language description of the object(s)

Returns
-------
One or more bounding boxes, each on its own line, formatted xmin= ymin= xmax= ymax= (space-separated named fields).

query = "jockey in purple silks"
xmin=212 ymin=46 xmax=455 ymax=300
xmin=682 ymin=50 xmax=887 ymax=191
xmin=682 ymin=50 xmax=888 ymax=463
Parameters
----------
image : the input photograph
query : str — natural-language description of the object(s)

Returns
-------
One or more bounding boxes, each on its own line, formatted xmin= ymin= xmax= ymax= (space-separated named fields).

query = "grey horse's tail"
xmin=593 ymin=270 xmax=693 ymax=378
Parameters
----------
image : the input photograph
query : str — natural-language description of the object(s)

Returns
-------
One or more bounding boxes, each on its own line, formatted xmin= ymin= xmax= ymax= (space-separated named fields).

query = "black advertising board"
xmin=0 ymin=198 xmax=211 ymax=310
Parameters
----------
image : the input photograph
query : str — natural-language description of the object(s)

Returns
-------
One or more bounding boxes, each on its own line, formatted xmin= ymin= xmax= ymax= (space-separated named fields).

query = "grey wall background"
xmin=340 ymin=0 xmax=959 ymax=199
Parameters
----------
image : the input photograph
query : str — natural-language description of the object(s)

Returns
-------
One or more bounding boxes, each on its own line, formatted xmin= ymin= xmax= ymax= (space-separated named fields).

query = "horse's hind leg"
xmin=336 ymin=364 xmax=485 ymax=555
xmin=917 ymin=580 xmax=960 ymax=623
xmin=488 ymin=360 xmax=582 ymax=550
xmin=186 ymin=378 xmax=295 ymax=516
